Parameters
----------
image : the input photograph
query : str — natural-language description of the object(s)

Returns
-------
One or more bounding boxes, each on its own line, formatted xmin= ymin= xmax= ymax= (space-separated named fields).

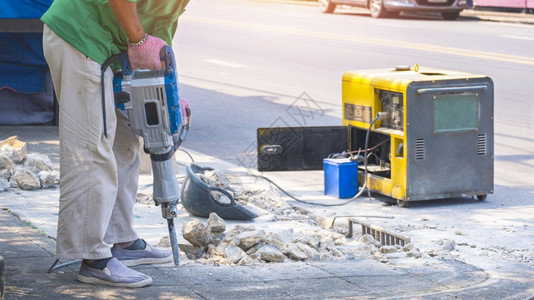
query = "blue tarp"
xmin=0 ymin=0 xmax=54 ymax=19
xmin=0 ymin=0 xmax=53 ymax=93
xmin=0 ymin=0 xmax=55 ymax=125
xmin=0 ymin=32 xmax=48 ymax=93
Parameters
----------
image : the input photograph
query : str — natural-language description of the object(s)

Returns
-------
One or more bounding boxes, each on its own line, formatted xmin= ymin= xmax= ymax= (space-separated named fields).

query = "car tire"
xmin=369 ymin=0 xmax=388 ymax=18
xmin=442 ymin=11 xmax=460 ymax=20
xmin=318 ymin=0 xmax=336 ymax=13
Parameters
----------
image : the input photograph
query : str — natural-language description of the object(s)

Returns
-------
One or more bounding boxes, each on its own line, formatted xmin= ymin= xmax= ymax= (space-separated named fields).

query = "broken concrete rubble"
xmin=162 ymin=213 xmax=418 ymax=266
xmin=0 ymin=136 xmax=59 ymax=191
xmin=157 ymin=169 xmax=423 ymax=266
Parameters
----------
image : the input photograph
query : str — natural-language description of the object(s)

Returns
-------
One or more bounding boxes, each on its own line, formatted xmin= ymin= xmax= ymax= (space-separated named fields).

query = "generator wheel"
xmin=318 ymin=0 xmax=336 ymax=13
xmin=397 ymin=199 xmax=408 ymax=207
xmin=476 ymin=194 xmax=487 ymax=201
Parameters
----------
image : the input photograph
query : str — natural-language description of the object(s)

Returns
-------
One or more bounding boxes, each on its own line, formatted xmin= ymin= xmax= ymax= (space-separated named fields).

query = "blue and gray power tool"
xmin=104 ymin=46 xmax=190 ymax=265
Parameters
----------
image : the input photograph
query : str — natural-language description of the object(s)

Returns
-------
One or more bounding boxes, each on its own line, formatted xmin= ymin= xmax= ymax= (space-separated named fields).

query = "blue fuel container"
xmin=323 ymin=158 xmax=359 ymax=198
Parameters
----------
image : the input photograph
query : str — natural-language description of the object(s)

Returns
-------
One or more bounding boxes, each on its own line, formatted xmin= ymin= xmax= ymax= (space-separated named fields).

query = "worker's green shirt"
xmin=41 ymin=0 xmax=189 ymax=65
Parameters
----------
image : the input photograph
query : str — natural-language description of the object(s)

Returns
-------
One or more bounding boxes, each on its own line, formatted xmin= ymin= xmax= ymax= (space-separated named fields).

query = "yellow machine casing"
xmin=342 ymin=65 xmax=494 ymax=206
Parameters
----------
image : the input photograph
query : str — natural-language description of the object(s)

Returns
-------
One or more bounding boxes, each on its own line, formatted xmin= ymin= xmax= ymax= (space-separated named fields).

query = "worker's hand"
xmin=127 ymin=34 xmax=167 ymax=70
xmin=181 ymin=98 xmax=192 ymax=125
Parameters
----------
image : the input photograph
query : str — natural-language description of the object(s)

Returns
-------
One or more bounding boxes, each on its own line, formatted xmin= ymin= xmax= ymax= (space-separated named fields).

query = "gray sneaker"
xmin=112 ymin=241 xmax=173 ymax=267
xmin=77 ymin=257 xmax=152 ymax=287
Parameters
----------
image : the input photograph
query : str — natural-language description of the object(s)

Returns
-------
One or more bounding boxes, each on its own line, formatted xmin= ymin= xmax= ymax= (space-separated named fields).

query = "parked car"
xmin=318 ymin=0 xmax=468 ymax=20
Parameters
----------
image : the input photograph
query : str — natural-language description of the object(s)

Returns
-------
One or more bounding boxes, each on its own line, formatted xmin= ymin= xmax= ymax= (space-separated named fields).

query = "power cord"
xmin=248 ymin=113 xmax=385 ymax=207
xmin=177 ymin=113 xmax=388 ymax=207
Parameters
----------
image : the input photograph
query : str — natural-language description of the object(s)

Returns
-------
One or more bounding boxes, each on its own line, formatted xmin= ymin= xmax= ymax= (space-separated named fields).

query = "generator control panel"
xmin=379 ymin=90 xmax=403 ymax=130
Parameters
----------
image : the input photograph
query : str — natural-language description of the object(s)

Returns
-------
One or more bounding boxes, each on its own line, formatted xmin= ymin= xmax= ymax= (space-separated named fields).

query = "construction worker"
xmin=41 ymin=0 xmax=189 ymax=287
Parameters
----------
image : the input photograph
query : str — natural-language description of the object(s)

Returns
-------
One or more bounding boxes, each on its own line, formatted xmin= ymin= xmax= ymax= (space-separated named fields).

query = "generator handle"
xmin=417 ymin=85 xmax=488 ymax=94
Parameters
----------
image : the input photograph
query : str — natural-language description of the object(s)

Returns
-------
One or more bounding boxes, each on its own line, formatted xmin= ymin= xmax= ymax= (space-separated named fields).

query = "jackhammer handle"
xmin=159 ymin=45 xmax=176 ymax=75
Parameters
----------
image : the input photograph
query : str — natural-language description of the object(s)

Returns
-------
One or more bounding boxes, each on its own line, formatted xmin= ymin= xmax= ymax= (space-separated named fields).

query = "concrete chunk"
xmin=0 ymin=169 xmax=10 ymax=179
xmin=182 ymin=219 xmax=211 ymax=248
xmin=207 ymin=212 xmax=226 ymax=233
xmin=0 ymin=136 xmax=27 ymax=163
xmin=24 ymin=153 xmax=54 ymax=174
xmin=359 ymin=234 xmax=382 ymax=248
xmin=237 ymin=230 xmax=265 ymax=250
xmin=257 ymin=244 xmax=286 ymax=262
xmin=38 ymin=171 xmax=59 ymax=189
xmin=285 ymin=243 xmax=308 ymax=261
xmin=380 ymin=245 xmax=399 ymax=254
xmin=11 ymin=168 xmax=40 ymax=190
xmin=0 ymin=152 xmax=14 ymax=170
xmin=0 ymin=177 xmax=9 ymax=192
xmin=224 ymin=244 xmax=248 ymax=264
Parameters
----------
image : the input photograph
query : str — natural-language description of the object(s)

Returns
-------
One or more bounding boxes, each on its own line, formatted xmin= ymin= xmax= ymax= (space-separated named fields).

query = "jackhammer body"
xmin=109 ymin=46 xmax=189 ymax=265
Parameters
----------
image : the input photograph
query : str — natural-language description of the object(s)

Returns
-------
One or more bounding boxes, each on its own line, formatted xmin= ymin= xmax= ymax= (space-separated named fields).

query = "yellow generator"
xmin=256 ymin=65 xmax=494 ymax=207
xmin=342 ymin=65 xmax=494 ymax=206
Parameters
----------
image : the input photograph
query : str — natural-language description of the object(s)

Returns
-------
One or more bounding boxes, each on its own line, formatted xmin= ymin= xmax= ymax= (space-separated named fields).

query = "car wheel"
xmin=442 ymin=11 xmax=460 ymax=20
xmin=369 ymin=0 xmax=388 ymax=18
xmin=318 ymin=0 xmax=336 ymax=13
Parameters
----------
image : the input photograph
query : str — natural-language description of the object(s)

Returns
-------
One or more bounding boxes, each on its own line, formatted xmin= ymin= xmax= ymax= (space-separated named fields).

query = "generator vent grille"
xmin=477 ymin=134 xmax=487 ymax=155
xmin=415 ymin=138 xmax=425 ymax=160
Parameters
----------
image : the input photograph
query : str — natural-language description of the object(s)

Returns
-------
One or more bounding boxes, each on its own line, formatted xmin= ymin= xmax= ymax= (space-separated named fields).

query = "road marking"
xmin=183 ymin=16 xmax=534 ymax=66
xmin=204 ymin=59 xmax=249 ymax=68
xmin=499 ymin=35 xmax=534 ymax=41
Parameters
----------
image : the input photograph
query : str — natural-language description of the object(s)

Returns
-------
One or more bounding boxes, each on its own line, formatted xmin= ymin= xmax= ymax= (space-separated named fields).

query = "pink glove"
xmin=181 ymin=98 xmax=192 ymax=125
xmin=127 ymin=34 xmax=167 ymax=70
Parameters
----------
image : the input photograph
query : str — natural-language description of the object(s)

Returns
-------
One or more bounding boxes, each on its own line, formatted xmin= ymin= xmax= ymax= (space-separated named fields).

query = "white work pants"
xmin=43 ymin=25 xmax=141 ymax=260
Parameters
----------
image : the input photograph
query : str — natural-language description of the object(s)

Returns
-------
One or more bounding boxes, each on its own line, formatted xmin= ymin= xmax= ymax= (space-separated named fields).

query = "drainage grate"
xmin=477 ymin=133 xmax=487 ymax=155
xmin=348 ymin=219 xmax=411 ymax=247
xmin=415 ymin=138 xmax=425 ymax=160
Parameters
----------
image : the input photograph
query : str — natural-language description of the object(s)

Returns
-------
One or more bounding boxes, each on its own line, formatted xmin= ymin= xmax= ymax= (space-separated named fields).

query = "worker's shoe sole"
xmin=112 ymin=240 xmax=173 ymax=267
xmin=77 ymin=257 xmax=152 ymax=288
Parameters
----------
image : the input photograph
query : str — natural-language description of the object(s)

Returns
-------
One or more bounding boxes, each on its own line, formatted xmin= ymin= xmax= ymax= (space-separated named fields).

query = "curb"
xmin=461 ymin=9 xmax=534 ymax=24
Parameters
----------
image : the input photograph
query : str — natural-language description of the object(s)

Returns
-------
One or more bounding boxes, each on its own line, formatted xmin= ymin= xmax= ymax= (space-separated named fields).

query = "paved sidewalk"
xmin=1 ymin=126 xmax=534 ymax=299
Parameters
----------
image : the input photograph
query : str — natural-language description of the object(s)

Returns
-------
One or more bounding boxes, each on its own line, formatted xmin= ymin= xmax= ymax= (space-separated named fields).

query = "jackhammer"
xmin=48 ymin=46 xmax=188 ymax=273
xmin=109 ymin=45 xmax=189 ymax=265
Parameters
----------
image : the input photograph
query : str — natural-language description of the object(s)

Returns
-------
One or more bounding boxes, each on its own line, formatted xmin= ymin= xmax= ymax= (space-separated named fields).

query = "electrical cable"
xmin=100 ymin=54 xmax=120 ymax=139
xmin=177 ymin=148 xmax=195 ymax=163
xmin=327 ymin=138 xmax=388 ymax=160
xmin=175 ymin=114 xmax=387 ymax=207
xmin=227 ymin=114 xmax=384 ymax=207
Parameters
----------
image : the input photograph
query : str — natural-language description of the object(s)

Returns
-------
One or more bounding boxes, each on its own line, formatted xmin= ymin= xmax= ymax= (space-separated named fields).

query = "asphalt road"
xmin=173 ymin=0 xmax=534 ymax=190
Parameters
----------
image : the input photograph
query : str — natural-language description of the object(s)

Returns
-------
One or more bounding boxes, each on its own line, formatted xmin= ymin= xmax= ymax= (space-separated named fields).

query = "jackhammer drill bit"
xmin=152 ymin=157 xmax=181 ymax=266
xmin=161 ymin=202 xmax=179 ymax=265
